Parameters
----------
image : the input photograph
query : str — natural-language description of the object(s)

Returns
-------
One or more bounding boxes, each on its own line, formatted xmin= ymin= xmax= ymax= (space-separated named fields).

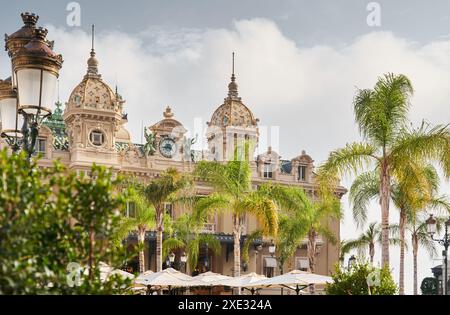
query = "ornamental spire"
xmin=85 ymin=24 xmax=100 ymax=78
xmin=227 ymin=51 xmax=240 ymax=100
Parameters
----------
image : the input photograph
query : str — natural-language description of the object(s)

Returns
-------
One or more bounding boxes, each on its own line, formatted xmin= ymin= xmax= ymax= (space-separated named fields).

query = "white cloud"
xmin=2 ymin=18 xmax=448 ymax=294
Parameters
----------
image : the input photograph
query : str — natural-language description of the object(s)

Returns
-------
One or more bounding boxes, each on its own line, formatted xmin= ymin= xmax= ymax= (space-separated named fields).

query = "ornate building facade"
xmin=1 ymin=17 xmax=346 ymax=279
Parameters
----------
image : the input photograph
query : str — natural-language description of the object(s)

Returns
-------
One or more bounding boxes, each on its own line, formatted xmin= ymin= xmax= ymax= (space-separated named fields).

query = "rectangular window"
xmin=298 ymin=165 xmax=306 ymax=181
xmin=33 ymin=138 xmax=46 ymax=157
xmin=126 ymin=202 xmax=136 ymax=218
xmin=263 ymin=163 xmax=273 ymax=178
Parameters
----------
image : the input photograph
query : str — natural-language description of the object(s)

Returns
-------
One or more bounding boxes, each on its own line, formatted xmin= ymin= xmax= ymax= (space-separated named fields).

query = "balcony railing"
xmin=200 ymin=223 xmax=216 ymax=234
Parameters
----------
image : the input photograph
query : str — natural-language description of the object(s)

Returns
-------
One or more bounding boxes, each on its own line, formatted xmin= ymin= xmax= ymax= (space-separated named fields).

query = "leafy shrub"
xmin=0 ymin=150 xmax=135 ymax=294
xmin=420 ymin=277 xmax=439 ymax=295
xmin=326 ymin=261 xmax=397 ymax=295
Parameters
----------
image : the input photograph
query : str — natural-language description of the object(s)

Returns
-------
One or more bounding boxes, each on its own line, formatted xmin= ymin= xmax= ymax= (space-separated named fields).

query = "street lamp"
xmin=426 ymin=214 xmax=450 ymax=295
xmin=0 ymin=78 xmax=21 ymax=152
xmin=348 ymin=255 xmax=356 ymax=269
xmin=168 ymin=252 xmax=175 ymax=267
xmin=1 ymin=13 xmax=63 ymax=159
xmin=268 ymin=240 xmax=276 ymax=257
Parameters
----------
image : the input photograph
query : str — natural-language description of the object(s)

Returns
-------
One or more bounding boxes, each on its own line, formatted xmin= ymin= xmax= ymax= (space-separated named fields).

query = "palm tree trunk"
xmin=412 ymin=235 xmax=418 ymax=295
xmin=399 ymin=209 xmax=406 ymax=295
xmin=232 ymin=215 xmax=241 ymax=295
xmin=369 ymin=242 xmax=375 ymax=265
xmin=307 ymin=229 xmax=317 ymax=295
xmin=233 ymin=215 xmax=241 ymax=278
xmin=380 ymin=159 xmax=391 ymax=268
xmin=156 ymin=207 xmax=163 ymax=272
xmin=307 ymin=229 xmax=317 ymax=273
xmin=138 ymin=228 xmax=146 ymax=274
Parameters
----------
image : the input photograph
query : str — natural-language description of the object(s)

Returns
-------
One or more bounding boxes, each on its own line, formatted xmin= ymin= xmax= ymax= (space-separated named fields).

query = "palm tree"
xmin=162 ymin=213 xmax=221 ymax=273
xmin=273 ymin=213 xmax=308 ymax=274
xmin=405 ymin=214 xmax=446 ymax=295
xmin=349 ymin=164 xmax=443 ymax=294
xmin=194 ymin=160 xmax=279 ymax=277
xmin=300 ymin=194 xmax=341 ymax=273
xmin=318 ymin=73 xmax=450 ymax=268
xmin=344 ymin=222 xmax=401 ymax=265
xmin=117 ymin=182 xmax=155 ymax=273
xmin=144 ymin=168 xmax=191 ymax=272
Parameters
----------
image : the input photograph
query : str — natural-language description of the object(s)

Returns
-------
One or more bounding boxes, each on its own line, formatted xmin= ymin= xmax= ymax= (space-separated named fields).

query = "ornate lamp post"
xmin=268 ymin=240 xmax=276 ymax=257
xmin=426 ymin=214 xmax=450 ymax=295
xmin=348 ymin=255 xmax=356 ymax=269
xmin=0 ymin=13 xmax=63 ymax=159
xmin=168 ymin=252 xmax=175 ymax=268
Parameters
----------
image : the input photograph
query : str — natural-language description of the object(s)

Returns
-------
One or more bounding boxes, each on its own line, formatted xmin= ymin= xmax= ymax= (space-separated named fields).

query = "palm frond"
xmin=316 ymin=142 xmax=378 ymax=200
xmin=349 ymin=171 xmax=380 ymax=227
xmin=193 ymin=193 xmax=231 ymax=221
xmin=317 ymin=225 xmax=337 ymax=245
xmin=242 ymin=230 xmax=263 ymax=265
xmin=145 ymin=168 xmax=192 ymax=209
xmin=390 ymin=122 xmax=450 ymax=180
xmin=162 ymin=238 xmax=186 ymax=259
xmin=197 ymin=234 xmax=222 ymax=256
xmin=354 ymin=73 xmax=413 ymax=146
xmin=238 ymin=194 xmax=279 ymax=237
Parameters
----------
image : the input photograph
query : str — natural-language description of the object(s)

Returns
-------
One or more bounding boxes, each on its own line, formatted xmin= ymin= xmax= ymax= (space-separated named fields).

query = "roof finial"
xmin=163 ymin=106 xmax=174 ymax=118
xmin=232 ymin=51 xmax=235 ymax=77
xmin=227 ymin=51 xmax=239 ymax=100
xmin=91 ymin=24 xmax=95 ymax=55
xmin=85 ymin=24 xmax=100 ymax=78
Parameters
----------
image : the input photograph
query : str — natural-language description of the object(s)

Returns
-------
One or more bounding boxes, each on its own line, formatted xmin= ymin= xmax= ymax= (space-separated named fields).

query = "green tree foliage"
xmin=326 ymin=261 xmax=397 ymax=295
xmin=194 ymin=160 xmax=279 ymax=277
xmin=116 ymin=179 xmax=156 ymax=274
xmin=144 ymin=168 xmax=191 ymax=272
xmin=420 ymin=277 xmax=439 ymax=295
xmin=0 ymin=150 xmax=134 ymax=294
xmin=163 ymin=213 xmax=221 ymax=272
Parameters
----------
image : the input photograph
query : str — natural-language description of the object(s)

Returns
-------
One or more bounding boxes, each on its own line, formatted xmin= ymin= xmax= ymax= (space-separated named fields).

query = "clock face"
xmin=159 ymin=137 xmax=177 ymax=158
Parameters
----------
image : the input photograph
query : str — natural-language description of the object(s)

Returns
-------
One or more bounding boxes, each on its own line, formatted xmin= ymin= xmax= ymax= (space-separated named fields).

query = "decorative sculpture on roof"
xmin=143 ymin=127 xmax=156 ymax=156
xmin=183 ymin=134 xmax=198 ymax=162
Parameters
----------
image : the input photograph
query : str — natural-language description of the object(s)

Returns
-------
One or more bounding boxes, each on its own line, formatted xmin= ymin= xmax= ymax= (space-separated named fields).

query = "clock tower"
xmin=149 ymin=106 xmax=186 ymax=161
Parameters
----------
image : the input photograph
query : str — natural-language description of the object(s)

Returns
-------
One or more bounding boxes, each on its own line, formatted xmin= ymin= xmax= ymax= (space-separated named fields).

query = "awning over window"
xmin=264 ymin=257 xmax=277 ymax=268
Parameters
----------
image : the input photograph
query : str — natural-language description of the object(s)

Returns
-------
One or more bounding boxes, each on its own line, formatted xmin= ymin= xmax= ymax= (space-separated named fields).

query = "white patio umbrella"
xmin=214 ymin=272 xmax=267 ymax=294
xmin=214 ymin=272 xmax=267 ymax=287
xmin=192 ymin=271 xmax=233 ymax=294
xmin=98 ymin=262 xmax=135 ymax=281
xmin=141 ymin=270 xmax=154 ymax=276
xmin=252 ymin=270 xmax=333 ymax=295
xmin=193 ymin=271 xmax=232 ymax=284
xmin=135 ymin=268 xmax=206 ymax=288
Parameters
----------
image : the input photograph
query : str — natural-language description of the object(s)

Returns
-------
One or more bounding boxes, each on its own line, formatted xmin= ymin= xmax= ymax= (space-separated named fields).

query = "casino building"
xmin=1 ymin=14 xmax=346 ymax=279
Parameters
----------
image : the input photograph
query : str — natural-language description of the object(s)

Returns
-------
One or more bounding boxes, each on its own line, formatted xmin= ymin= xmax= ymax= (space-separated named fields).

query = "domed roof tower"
xmin=63 ymin=25 xmax=125 ymax=167
xmin=206 ymin=53 xmax=259 ymax=161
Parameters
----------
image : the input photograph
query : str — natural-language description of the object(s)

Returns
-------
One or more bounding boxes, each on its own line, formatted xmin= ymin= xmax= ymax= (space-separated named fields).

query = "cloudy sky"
xmin=1 ymin=0 xmax=449 ymax=294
